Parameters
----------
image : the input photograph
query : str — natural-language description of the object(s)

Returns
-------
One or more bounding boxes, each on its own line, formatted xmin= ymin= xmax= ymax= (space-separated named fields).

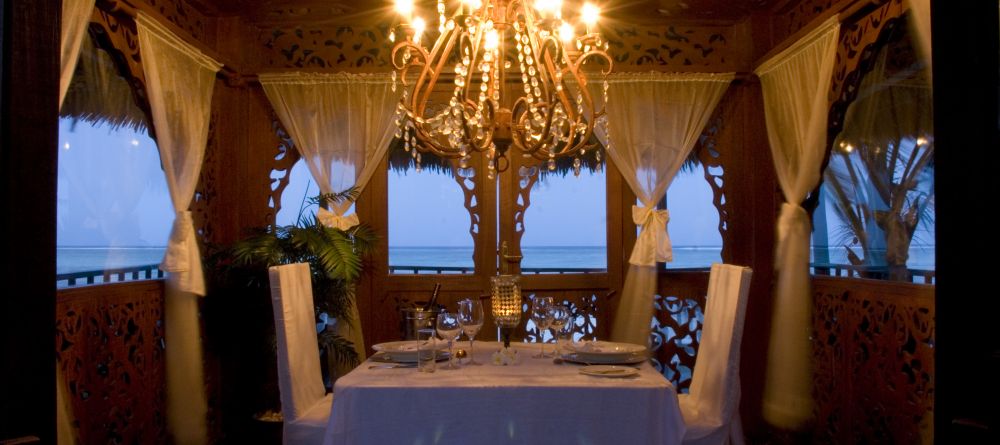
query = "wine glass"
xmin=435 ymin=311 xmax=462 ymax=369
xmin=529 ymin=296 xmax=554 ymax=358
xmin=457 ymin=298 xmax=484 ymax=365
xmin=547 ymin=304 xmax=572 ymax=356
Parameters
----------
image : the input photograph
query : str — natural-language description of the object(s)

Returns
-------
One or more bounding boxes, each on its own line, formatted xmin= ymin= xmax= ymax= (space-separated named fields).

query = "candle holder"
xmin=490 ymin=274 xmax=521 ymax=352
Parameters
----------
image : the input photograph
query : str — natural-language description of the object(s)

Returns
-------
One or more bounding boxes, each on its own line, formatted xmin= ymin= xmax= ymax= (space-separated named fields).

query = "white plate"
xmin=579 ymin=365 xmax=640 ymax=378
xmin=371 ymin=340 xmax=448 ymax=362
xmin=564 ymin=341 xmax=647 ymax=360
xmin=561 ymin=352 xmax=648 ymax=365
xmin=371 ymin=350 xmax=449 ymax=364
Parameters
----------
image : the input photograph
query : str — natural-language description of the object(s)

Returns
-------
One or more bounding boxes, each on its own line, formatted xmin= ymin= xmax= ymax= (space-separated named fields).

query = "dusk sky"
xmin=57 ymin=118 xmax=931 ymax=250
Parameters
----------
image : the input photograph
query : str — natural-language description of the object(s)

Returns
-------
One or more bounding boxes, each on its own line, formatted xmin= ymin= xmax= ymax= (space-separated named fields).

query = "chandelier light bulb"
xmin=582 ymin=3 xmax=600 ymax=29
xmin=485 ymin=29 xmax=500 ymax=50
xmin=559 ymin=22 xmax=575 ymax=43
xmin=413 ymin=17 xmax=427 ymax=43
xmin=395 ymin=0 xmax=414 ymax=22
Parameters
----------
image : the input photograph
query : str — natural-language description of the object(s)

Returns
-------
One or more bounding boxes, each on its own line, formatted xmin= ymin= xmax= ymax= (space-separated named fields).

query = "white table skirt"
xmin=323 ymin=342 xmax=685 ymax=445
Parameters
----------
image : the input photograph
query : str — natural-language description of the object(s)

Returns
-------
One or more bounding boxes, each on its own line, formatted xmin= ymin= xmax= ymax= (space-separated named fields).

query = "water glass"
xmin=547 ymin=304 xmax=572 ymax=355
xmin=416 ymin=328 xmax=436 ymax=373
xmin=436 ymin=311 xmax=462 ymax=369
xmin=458 ymin=298 xmax=484 ymax=365
xmin=529 ymin=296 xmax=554 ymax=358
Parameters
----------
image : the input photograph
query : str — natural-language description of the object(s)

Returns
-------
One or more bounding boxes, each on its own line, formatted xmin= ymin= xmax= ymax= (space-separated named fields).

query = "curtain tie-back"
xmin=317 ymin=207 xmax=360 ymax=230
xmin=775 ymin=202 xmax=811 ymax=269
xmin=629 ymin=205 xmax=672 ymax=266
xmin=161 ymin=210 xmax=195 ymax=273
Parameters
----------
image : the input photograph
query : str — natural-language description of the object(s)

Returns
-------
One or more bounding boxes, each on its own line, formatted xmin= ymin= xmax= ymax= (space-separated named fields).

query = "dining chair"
xmin=269 ymin=262 xmax=332 ymax=445
xmin=677 ymin=263 xmax=753 ymax=445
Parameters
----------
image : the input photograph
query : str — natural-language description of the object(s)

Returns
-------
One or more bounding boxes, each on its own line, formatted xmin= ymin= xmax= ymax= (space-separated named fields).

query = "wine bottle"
xmin=424 ymin=283 xmax=441 ymax=311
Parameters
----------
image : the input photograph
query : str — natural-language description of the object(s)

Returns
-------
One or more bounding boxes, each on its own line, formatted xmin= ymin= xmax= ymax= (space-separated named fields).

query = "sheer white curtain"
xmin=593 ymin=72 xmax=733 ymax=345
xmin=60 ymin=0 xmax=96 ymax=107
xmin=906 ymin=0 xmax=932 ymax=68
xmin=58 ymin=2 xmax=96 ymax=443
xmin=137 ymin=11 xmax=221 ymax=445
xmin=754 ymin=15 xmax=839 ymax=430
xmin=259 ymin=72 xmax=402 ymax=366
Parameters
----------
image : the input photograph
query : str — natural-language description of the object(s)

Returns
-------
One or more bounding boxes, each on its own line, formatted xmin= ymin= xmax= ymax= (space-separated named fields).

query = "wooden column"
xmin=0 ymin=0 xmax=59 ymax=442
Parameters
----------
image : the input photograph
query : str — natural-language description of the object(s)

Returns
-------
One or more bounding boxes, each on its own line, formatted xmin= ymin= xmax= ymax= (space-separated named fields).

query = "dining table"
xmin=322 ymin=341 xmax=686 ymax=445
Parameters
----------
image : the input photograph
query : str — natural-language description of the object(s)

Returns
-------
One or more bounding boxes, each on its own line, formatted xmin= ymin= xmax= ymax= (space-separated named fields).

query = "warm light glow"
xmin=484 ymin=29 xmax=500 ymax=50
xmin=534 ymin=0 xmax=562 ymax=15
xmin=844 ymin=143 xmax=855 ymax=153
xmin=389 ymin=0 xmax=613 ymax=173
xmin=559 ymin=22 xmax=575 ymax=42
xmin=463 ymin=0 xmax=483 ymax=11
xmin=413 ymin=16 xmax=426 ymax=42
xmin=582 ymin=3 xmax=600 ymax=28
xmin=395 ymin=0 xmax=414 ymax=19
xmin=916 ymin=136 xmax=929 ymax=146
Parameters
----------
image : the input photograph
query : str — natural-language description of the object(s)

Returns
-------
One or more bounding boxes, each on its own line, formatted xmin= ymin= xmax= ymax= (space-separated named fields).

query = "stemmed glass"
xmin=547 ymin=304 xmax=572 ymax=356
xmin=457 ymin=298 xmax=484 ymax=365
xmin=435 ymin=311 xmax=462 ymax=369
xmin=529 ymin=296 xmax=554 ymax=358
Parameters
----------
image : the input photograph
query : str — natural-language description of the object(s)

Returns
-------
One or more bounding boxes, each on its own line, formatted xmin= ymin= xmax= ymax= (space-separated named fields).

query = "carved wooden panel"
xmin=90 ymin=6 xmax=155 ymax=140
xmin=450 ymin=161 xmax=483 ymax=272
xmin=268 ymin=117 xmax=301 ymax=225
xmin=139 ymin=0 xmax=208 ymax=40
xmin=56 ymin=281 xmax=167 ymax=445
xmin=828 ymin=0 xmax=907 ymax=142
xmin=256 ymin=25 xmax=394 ymax=69
xmin=773 ymin=0 xmax=838 ymax=43
xmin=695 ymin=89 xmax=734 ymax=262
xmin=253 ymin=21 xmax=739 ymax=71
xmin=651 ymin=271 xmax=710 ymax=392
xmin=522 ymin=291 xmax=601 ymax=343
xmin=192 ymin=104 xmax=219 ymax=243
xmin=605 ymin=24 xmax=739 ymax=70
xmin=812 ymin=276 xmax=934 ymax=443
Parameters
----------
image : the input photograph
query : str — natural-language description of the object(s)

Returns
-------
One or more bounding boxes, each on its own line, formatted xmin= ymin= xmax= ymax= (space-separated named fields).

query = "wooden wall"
xmin=1 ymin=0 xmax=59 ymax=442
xmin=48 ymin=0 xmax=956 ymax=443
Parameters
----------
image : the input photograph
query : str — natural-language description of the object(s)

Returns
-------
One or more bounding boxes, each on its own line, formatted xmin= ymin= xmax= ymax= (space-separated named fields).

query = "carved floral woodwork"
xmin=827 ymin=0 xmax=907 ymax=141
xmin=605 ymin=24 xmax=739 ymax=71
xmin=812 ymin=277 xmax=934 ymax=443
xmin=56 ymin=282 xmax=167 ymax=445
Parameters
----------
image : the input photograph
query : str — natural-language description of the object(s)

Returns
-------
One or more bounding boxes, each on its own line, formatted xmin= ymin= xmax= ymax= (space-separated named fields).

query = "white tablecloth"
xmin=323 ymin=342 xmax=685 ymax=445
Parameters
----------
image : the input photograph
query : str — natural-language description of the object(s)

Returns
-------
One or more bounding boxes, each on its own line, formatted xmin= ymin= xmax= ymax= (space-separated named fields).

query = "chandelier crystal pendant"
xmin=391 ymin=0 xmax=613 ymax=178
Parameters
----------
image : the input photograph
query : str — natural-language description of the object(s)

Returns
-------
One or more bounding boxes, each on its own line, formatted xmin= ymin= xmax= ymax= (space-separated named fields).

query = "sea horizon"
xmin=57 ymin=244 xmax=936 ymax=275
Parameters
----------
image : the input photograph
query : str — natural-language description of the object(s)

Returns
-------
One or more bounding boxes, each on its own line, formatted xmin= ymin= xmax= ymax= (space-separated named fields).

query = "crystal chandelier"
xmin=390 ymin=0 xmax=613 ymax=178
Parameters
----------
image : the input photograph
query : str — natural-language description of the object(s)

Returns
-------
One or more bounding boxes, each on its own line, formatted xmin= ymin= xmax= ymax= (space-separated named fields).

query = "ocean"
xmin=57 ymin=245 xmax=936 ymax=275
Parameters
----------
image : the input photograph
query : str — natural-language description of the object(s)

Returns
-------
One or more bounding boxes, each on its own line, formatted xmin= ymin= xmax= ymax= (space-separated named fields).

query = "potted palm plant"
xmin=206 ymin=188 xmax=375 ymax=438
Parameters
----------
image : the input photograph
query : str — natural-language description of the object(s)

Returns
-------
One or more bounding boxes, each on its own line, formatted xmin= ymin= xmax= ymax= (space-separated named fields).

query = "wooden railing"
xmin=57 ymin=263 xmax=164 ymax=287
xmin=811 ymin=263 xmax=936 ymax=284
xmin=388 ymin=265 xmax=606 ymax=275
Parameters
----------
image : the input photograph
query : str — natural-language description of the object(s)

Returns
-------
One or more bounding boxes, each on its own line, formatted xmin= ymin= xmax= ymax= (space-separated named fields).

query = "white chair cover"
xmin=269 ymin=263 xmax=332 ymax=445
xmin=678 ymin=263 xmax=753 ymax=445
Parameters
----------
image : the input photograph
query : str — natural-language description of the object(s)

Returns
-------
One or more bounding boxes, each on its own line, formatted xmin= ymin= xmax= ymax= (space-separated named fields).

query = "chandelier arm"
xmin=417 ymin=28 xmax=462 ymax=115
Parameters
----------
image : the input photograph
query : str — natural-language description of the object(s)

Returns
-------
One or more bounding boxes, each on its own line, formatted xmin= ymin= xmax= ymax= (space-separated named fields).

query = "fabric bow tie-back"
xmin=630 ymin=205 xmax=672 ymax=266
xmin=317 ymin=207 xmax=360 ymax=230
xmin=775 ymin=202 xmax=811 ymax=269
xmin=162 ymin=210 xmax=195 ymax=273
